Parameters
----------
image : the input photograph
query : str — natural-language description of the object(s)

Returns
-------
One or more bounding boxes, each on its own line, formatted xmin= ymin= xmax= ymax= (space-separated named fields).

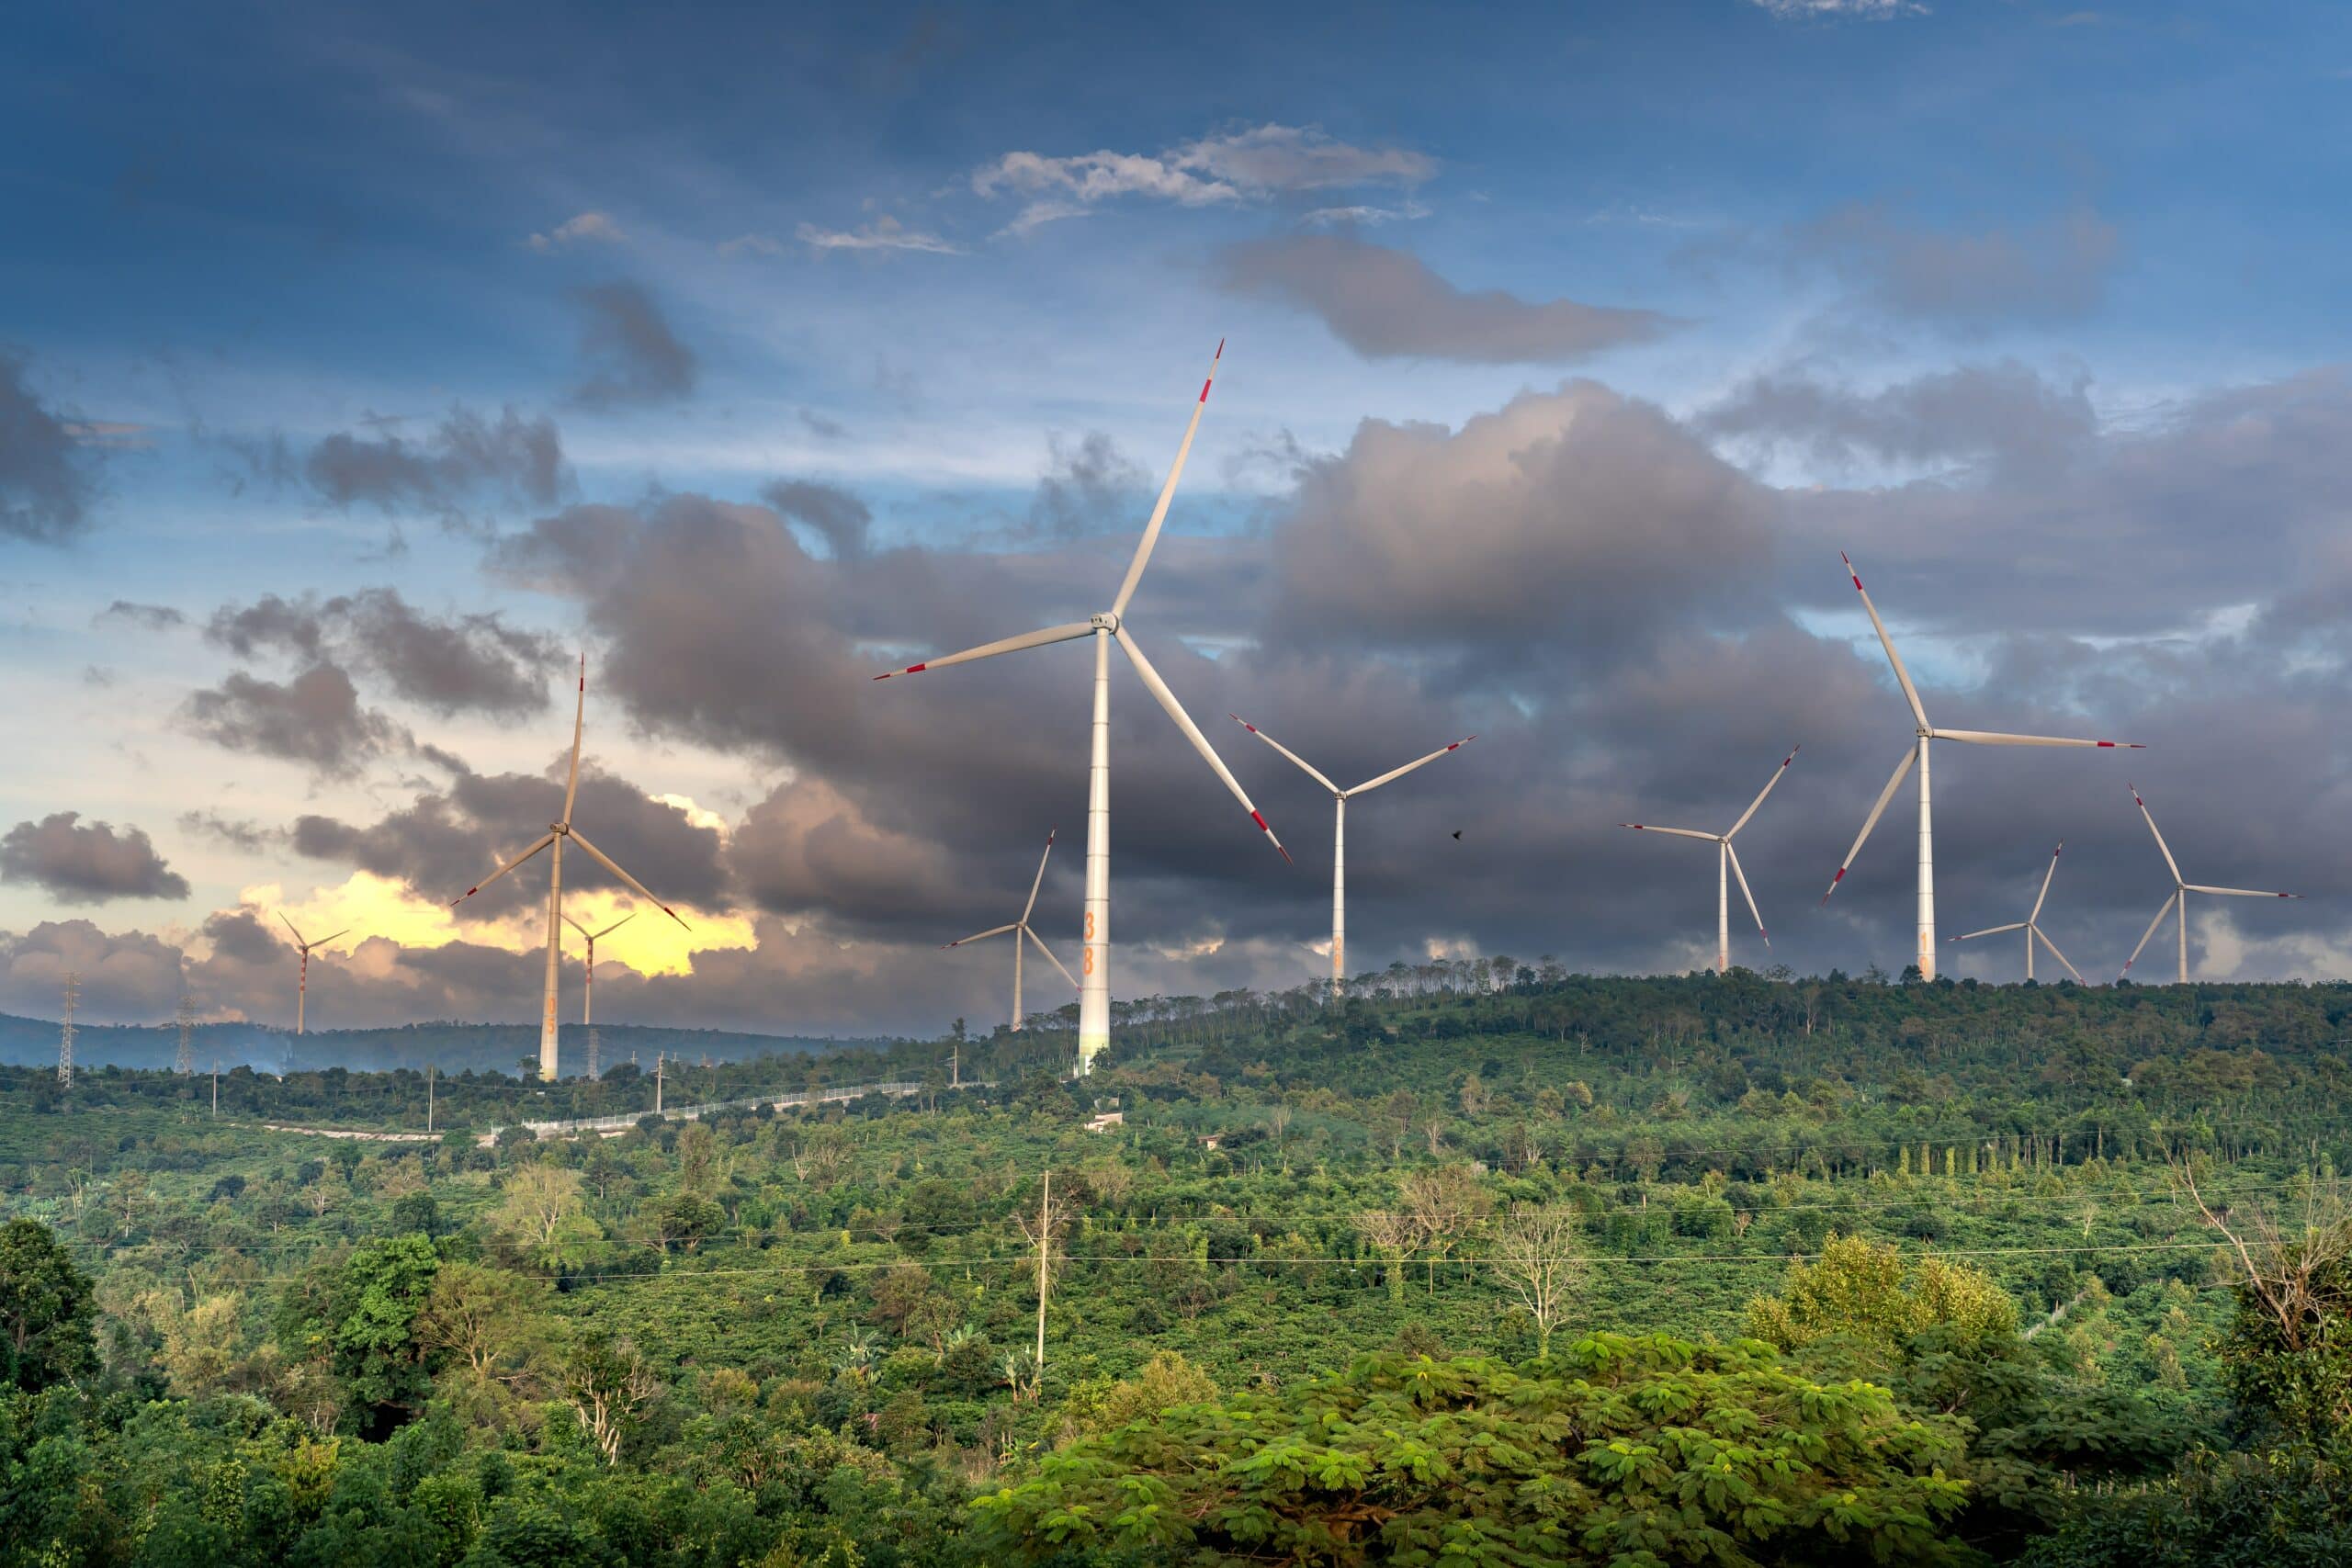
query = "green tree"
xmin=1747 ymin=1234 xmax=2018 ymax=1363
xmin=972 ymin=1336 xmax=1973 ymax=1565
xmin=332 ymin=1231 xmax=441 ymax=1422
xmin=0 ymin=1218 xmax=96 ymax=1391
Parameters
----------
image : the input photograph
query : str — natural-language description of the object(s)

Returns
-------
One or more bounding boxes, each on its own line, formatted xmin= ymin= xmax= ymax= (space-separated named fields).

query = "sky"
xmin=6 ymin=0 xmax=2352 ymax=1039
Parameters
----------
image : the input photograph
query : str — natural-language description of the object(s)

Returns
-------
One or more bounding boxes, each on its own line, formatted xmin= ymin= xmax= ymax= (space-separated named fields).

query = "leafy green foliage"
xmin=0 ymin=1217 xmax=95 ymax=1392
xmin=6 ymin=971 xmax=2352 ymax=1562
xmin=974 ymin=1337 xmax=1973 ymax=1565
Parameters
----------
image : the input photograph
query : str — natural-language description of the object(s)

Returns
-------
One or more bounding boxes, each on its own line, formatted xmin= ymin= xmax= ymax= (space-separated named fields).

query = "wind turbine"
xmin=277 ymin=914 xmax=348 ymax=1035
xmin=1950 ymin=842 xmax=2083 ymax=983
xmin=1229 ymin=715 xmax=1475 ymax=996
xmin=450 ymin=656 xmax=687 ymax=1080
xmin=1821 ymin=552 xmax=2139 ymax=980
xmin=944 ymin=829 xmax=1079 ymax=1032
xmin=874 ymin=343 xmax=1287 ymax=1074
xmin=562 ymin=910 xmax=634 ymax=1029
xmin=1620 ymin=745 xmax=1798 ymax=975
xmin=2123 ymin=784 xmax=2300 ymax=983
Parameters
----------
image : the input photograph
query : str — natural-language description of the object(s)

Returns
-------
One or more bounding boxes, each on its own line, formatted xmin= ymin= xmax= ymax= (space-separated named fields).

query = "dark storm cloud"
xmin=96 ymin=600 xmax=187 ymax=631
xmin=206 ymin=588 xmax=560 ymax=717
xmin=290 ymin=760 xmax=732 ymax=919
xmin=1799 ymin=202 xmax=2120 ymax=330
xmin=184 ymin=664 xmax=403 ymax=777
xmin=1769 ymin=366 xmax=2352 ymax=637
xmin=1699 ymin=360 xmax=2098 ymax=479
xmin=1216 ymin=233 xmax=1675 ymax=363
xmin=482 ymin=357 xmax=2352 ymax=1010
xmin=761 ymin=479 xmax=872 ymax=562
xmin=177 ymin=810 xmax=280 ymax=853
xmin=1026 ymin=431 xmax=1147 ymax=538
xmin=0 ymin=813 xmax=190 ymax=904
xmin=303 ymin=404 xmax=567 ymax=518
xmin=1269 ymin=381 xmax=1773 ymax=665
xmin=0 ymin=350 xmax=100 ymax=542
xmin=571 ymin=280 xmax=697 ymax=408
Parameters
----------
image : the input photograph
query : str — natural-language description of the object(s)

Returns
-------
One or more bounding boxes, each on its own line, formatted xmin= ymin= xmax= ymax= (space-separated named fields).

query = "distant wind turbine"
xmin=944 ymin=829 xmax=1078 ymax=1032
xmin=874 ymin=343 xmax=1286 ymax=1075
xmin=2123 ymin=784 xmax=2300 ymax=983
xmin=450 ymin=656 xmax=687 ymax=1080
xmin=1822 ymin=552 xmax=2140 ymax=980
xmin=1621 ymin=745 xmax=1798 ymax=975
xmin=277 ymin=914 xmax=348 ymax=1035
xmin=1229 ymin=715 xmax=1475 ymax=996
xmin=562 ymin=910 xmax=635 ymax=1029
xmin=1950 ymin=842 xmax=2083 ymax=983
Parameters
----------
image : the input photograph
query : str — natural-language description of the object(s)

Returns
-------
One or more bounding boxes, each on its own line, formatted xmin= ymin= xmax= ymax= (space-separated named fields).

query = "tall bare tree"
xmin=1486 ymin=1204 xmax=1585 ymax=1356
xmin=1400 ymin=1166 xmax=1493 ymax=1293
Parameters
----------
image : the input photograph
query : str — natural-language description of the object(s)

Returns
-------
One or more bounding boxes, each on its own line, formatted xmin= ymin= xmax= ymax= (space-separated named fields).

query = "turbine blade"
xmin=562 ymin=913 xmax=591 ymax=939
xmin=1822 ymin=745 xmax=1917 ymax=903
xmin=313 ymin=929 xmax=349 ymax=947
xmin=1724 ymin=743 xmax=1800 ymax=840
xmin=873 ymin=621 xmax=1095 ymax=680
xmin=1110 ymin=340 xmax=1223 ymax=620
xmin=2028 ymin=840 xmax=2064 ymax=925
xmin=595 ymin=912 xmax=637 ymax=940
xmin=1351 ymin=734 xmax=1476 ymax=796
xmin=1228 ymin=714 xmax=1340 ymax=795
xmin=449 ymin=831 xmax=557 ymax=909
xmin=562 ymin=652 xmax=586 ymax=824
xmin=1841 ymin=553 xmax=1929 ymax=730
xmin=1951 ymin=922 xmax=2027 ymax=942
xmin=2123 ymin=891 xmax=2178 ymax=975
xmin=1619 ymin=824 xmax=1721 ymax=842
xmin=1020 ymin=829 xmax=1056 ymax=925
xmin=2130 ymin=784 xmax=2185 ymax=885
xmin=1114 ymin=626 xmax=1288 ymax=862
xmin=566 ymin=830 xmax=691 ymax=930
xmin=1724 ymin=840 xmax=1768 ymax=945
xmin=1023 ymin=924 xmax=1080 ymax=989
xmin=1934 ymin=728 xmax=2143 ymax=749
xmin=277 ymin=912 xmax=309 ymax=946
xmin=2184 ymin=884 xmax=2301 ymax=899
xmin=946 ymin=923 xmax=1018 ymax=948
xmin=2033 ymin=925 xmax=2086 ymax=984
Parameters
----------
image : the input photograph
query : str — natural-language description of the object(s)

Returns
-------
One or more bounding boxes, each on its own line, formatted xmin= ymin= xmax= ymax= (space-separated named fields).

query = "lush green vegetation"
xmin=7 ymin=968 xmax=2352 ymax=1563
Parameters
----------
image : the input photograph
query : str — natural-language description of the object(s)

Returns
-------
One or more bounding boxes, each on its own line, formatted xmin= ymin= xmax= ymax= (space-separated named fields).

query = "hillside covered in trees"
xmin=7 ymin=967 xmax=2352 ymax=1565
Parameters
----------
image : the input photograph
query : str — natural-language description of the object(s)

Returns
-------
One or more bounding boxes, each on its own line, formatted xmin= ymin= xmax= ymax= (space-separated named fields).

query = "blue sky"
xmin=6 ymin=0 xmax=2352 ymax=1034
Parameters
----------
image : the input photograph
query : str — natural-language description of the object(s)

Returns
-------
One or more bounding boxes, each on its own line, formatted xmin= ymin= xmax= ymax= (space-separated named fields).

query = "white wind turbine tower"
xmin=1950 ymin=842 xmax=2084 ymax=983
xmin=2123 ymin=784 xmax=2300 ymax=983
xmin=1228 ymin=715 xmax=1475 ymax=996
xmin=1822 ymin=552 xmax=2140 ymax=980
xmin=875 ymin=343 xmax=1288 ymax=1074
xmin=1620 ymin=745 xmax=1798 ymax=975
xmin=944 ymin=829 xmax=1079 ymax=1032
xmin=277 ymin=914 xmax=348 ymax=1035
xmin=451 ymin=656 xmax=688 ymax=1080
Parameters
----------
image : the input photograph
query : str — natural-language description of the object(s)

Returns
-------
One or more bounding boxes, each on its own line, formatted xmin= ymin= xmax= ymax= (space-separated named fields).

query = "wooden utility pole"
xmin=210 ymin=1061 xmax=219 ymax=1116
xmin=1035 ymin=1169 xmax=1052 ymax=1385
xmin=426 ymin=1064 xmax=436 ymax=1134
